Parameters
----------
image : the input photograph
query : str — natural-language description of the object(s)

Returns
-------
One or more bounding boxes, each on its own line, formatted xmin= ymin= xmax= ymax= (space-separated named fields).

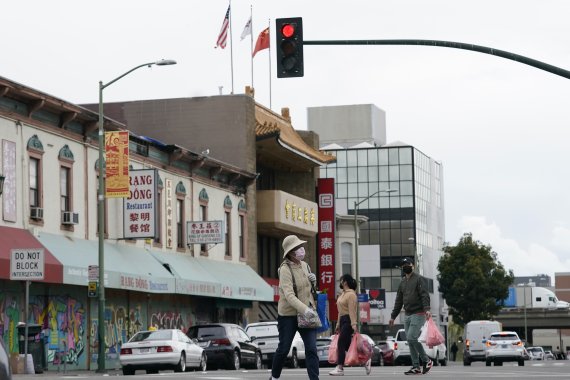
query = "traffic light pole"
xmin=303 ymin=39 xmax=570 ymax=80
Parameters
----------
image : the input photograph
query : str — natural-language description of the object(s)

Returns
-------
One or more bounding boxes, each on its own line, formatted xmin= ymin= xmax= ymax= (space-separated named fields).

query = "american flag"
xmin=216 ymin=5 xmax=230 ymax=49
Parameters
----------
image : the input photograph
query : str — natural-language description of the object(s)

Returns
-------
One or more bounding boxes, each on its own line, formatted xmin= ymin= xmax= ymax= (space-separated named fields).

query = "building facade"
xmin=0 ymin=76 xmax=272 ymax=371
xmin=309 ymin=104 xmax=446 ymax=339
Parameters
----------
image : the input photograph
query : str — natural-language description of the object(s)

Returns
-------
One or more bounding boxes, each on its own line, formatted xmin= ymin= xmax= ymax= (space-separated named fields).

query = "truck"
xmin=501 ymin=286 xmax=570 ymax=309
xmin=463 ymin=320 xmax=503 ymax=365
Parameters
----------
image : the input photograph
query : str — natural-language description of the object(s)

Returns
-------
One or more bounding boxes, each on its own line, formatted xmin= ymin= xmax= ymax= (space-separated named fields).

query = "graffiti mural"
xmin=0 ymin=294 xmax=20 ymax=354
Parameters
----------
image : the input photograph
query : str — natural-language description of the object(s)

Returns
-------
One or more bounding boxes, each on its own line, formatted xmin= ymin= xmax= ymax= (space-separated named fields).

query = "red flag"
xmin=216 ymin=5 xmax=230 ymax=49
xmin=252 ymin=27 xmax=270 ymax=57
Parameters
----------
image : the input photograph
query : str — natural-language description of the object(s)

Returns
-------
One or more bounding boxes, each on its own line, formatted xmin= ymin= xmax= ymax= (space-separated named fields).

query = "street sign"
xmin=10 ymin=248 xmax=44 ymax=280
xmin=88 ymin=265 xmax=99 ymax=281
xmin=357 ymin=293 xmax=369 ymax=303
xmin=88 ymin=281 xmax=98 ymax=297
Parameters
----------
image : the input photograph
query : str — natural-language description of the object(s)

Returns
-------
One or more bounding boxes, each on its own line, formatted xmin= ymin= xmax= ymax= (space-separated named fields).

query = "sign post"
xmin=88 ymin=265 xmax=99 ymax=297
xmin=10 ymin=248 xmax=45 ymax=374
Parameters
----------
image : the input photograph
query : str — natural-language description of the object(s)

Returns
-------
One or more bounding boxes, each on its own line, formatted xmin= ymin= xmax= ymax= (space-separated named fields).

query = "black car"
xmin=0 ymin=339 xmax=12 ymax=380
xmin=187 ymin=323 xmax=262 ymax=370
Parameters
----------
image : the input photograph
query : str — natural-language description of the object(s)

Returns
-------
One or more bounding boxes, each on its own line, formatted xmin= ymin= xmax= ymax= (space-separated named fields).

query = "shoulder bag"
xmin=285 ymin=262 xmax=322 ymax=329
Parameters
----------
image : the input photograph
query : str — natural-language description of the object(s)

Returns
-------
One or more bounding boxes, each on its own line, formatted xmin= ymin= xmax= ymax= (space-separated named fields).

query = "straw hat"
xmin=282 ymin=235 xmax=307 ymax=258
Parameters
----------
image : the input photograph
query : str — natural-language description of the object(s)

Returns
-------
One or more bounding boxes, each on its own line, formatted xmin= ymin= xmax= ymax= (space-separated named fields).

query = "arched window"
xmin=198 ymin=188 xmax=209 ymax=255
xmin=27 ymin=135 xmax=44 ymax=224
xmin=224 ymin=196 xmax=233 ymax=258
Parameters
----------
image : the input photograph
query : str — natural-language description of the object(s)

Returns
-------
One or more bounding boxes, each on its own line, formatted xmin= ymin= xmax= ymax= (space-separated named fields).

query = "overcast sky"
xmin=3 ymin=0 xmax=570 ymax=281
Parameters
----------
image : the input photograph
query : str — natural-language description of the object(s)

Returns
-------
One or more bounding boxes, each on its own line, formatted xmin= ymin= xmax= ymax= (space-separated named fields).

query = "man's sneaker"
xmin=329 ymin=366 xmax=344 ymax=376
xmin=365 ymin=358 xmax=372 ymax=375
xmin=422 ymin=359 xmax=433 ymax=374
xmin=404 ymin=367 xmax=422 ymax=375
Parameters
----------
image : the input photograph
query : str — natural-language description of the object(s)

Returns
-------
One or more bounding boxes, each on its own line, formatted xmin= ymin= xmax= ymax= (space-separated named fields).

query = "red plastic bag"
xmin=344 ymin=332 xmax=372 ymax=366
xmin=425 ymin=318 xmax=445 ymax=348
xmin=328 ymin=334 xmax=339 ymax=364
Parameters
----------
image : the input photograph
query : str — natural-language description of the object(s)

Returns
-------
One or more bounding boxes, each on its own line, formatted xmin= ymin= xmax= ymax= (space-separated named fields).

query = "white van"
xmin=463 ymin=320 xmax=502 ymax=365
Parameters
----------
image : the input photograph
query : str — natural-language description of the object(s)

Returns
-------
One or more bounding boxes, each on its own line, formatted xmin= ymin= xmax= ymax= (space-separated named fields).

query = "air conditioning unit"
xmin=62 ymin=211 xmax=79 ymax=225
xmin=30 ymin=207 xmax=44 ymax=220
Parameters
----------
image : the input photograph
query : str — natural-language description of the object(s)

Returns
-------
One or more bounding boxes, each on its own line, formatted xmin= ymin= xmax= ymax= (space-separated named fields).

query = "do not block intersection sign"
xmin=10 ymin=248 xmax=45 ymax=280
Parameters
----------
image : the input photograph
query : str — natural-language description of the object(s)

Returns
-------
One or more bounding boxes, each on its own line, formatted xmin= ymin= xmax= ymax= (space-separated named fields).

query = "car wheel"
xmin=227 ymin=350 xmax=240 ymax=370
xmin=495 ymin=361 xmax=503 ymax=366
xmin=290 ymin=349 xmax=299 ymax=368
xmin=464 ymin=359 xmax=471 ymax=366
xmin=175 ymin=352 xmax=186 ymax=372
xmin=433 ymin=352 xmax=439 ymax=366
xmin=486 ymin=360 xmax=491 ymax=366
xmin=518 ymin=359 xmax=524 ymax=366
xmin=440 ymin=357 xmax=447 ymax=366
xmin=253 ymin=351 xmax=262 ymax=370
xmin=199 ymin=352 xmax=207 ymax=372
xmin=122 ymin=367 xmax=135 ymax=376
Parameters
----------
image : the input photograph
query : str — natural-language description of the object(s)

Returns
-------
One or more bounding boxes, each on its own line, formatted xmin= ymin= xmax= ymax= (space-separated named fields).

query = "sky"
xmin=2 ymin=0 xmax=570 ymax=281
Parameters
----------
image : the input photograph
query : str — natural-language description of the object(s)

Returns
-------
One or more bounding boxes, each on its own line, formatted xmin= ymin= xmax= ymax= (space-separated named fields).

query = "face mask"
xmin=403 ymin=266 xmax=413 ymax=274
xmin=294 ymin=247 xmax=306 ymax=261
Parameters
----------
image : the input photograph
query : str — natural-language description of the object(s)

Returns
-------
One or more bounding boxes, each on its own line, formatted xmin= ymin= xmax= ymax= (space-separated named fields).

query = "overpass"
xmin=495 ymin=308 xmax=570 ymax=344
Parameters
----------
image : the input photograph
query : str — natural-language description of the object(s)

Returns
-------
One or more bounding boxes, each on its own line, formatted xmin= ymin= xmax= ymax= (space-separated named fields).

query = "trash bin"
xmin=17 ymin=324 xmax=45 ymax=374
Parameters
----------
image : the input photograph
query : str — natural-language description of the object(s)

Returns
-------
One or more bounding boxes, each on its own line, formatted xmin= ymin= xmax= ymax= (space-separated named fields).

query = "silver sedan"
xmin=120 ymin=329 xmax=207 ymax=375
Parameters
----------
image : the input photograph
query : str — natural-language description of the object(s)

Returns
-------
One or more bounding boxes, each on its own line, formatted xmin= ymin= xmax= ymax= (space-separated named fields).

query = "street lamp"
xmin=517 ymin=282 xmax=533 ymax=344
xmin=354 ymin=188 xmax=397 ymax=293
xmin=96 ymin=59 xmax=176 ymax=373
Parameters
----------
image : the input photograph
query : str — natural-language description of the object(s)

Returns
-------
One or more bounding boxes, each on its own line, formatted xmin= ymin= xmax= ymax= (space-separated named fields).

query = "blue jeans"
xmin=404 ymin=313 xmax=430 ymax=368
xmin=271 ymin=315 xmax=319 ymax=380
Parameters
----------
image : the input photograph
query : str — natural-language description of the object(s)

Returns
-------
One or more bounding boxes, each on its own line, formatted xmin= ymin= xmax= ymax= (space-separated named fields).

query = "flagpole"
xmin=229 ymin=0 xmax=234 ymax=94
xmin=250 ymin=5 xmax=254 ymax=89
xmin=268 ymin=18 xmax=272 ymax=109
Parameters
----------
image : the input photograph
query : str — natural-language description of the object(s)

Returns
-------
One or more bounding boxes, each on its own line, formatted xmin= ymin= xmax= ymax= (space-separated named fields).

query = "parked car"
xmin=244 ymin=321 xmax=305 ymax=368
xmin=360 ymin=334 xmax=383 ymax=366
xmin=544 ymin=350 xmax=556 ymax=360
xmin=393 ymin=328 xmax=447 ymax=366
xmin=484 ymin=331 xmax=525 ymax=366
xmin=463 ymin=320 xmax=502 ymax=366
xmin=527 ymin=346 xmax=545 ymax=360
xmin=316 ymin=336 xmax=334 ymax=367
xmin=187 ymin=323 xmax=262 ymax=370
xmin=119 ymin=329 xmax=206 ymax=375
xmin=0 ymin=339 xmax=11 ymax=380
xmin=377 ymin=340 xmax=395 ymax=366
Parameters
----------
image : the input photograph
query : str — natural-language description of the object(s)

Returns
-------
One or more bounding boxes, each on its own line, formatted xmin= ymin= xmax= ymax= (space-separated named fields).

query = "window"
xmin=239 ymin=215 xmax=245 ymax=259
xmin=199 ymin=189 xmax=209 ymax=255
xmin=238 ymin=200 xmax=247 ymax=260
xmin=225 ymin=211 xmax=231 ymax=257
xmin=29 ymin=157 xmax=39 ymax=207
xmin=60 ymin=167 xmax=71 ymax=212
xmin=27 ymin=135 xmax=44 ymax=218
xmin=341 ymin=242 xmax=352 ymax=275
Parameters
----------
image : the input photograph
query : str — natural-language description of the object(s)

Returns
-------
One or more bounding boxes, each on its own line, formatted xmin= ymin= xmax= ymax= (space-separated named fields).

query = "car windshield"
xmin=246 ymin=324 xmax=278 ymax=337
xmin=130 ymin=330 xmax=172 ymax=342
xmin=398 ymin=331 xmax=407 ymax=341
xmin=316 ymin=339 xmax=331 ymax=347
xmin=489 ymin=333 xmax=518 ymax=341
xmin=187 ymin=326 xmax=226 ymax=339
xmin=528 ymin=348 xmax=542 ymax=353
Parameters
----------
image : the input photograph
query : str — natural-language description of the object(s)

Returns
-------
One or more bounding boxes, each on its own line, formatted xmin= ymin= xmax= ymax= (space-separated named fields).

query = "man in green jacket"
xmin=389 ymin=257 xmax=433 ymax=375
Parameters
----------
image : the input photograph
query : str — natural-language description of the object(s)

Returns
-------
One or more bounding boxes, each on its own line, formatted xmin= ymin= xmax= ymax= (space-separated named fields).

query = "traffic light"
xmin=276 ymin=17 xmax=304 ymax=78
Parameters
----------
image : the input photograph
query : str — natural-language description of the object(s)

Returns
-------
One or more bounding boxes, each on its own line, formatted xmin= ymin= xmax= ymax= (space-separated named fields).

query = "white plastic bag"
xmin=418 ymin=321 xmax=428 ymax=343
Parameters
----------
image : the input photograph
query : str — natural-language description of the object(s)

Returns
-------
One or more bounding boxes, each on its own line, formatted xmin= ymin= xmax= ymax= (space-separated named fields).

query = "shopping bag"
xmin=328 ymin=334 xmax=339 ymax=364
xmin=344 ymin=332 xmax=372 ymax=366
xmin=418 ymin=321 xmax=428 ymax=343
xmin=425 ymin=318 xmax=445 ymax=348
xmin=316 ymin=293 xmax=330 ymax=333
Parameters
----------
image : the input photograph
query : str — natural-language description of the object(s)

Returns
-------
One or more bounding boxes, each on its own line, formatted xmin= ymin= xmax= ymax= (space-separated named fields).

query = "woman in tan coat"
xmin=270 ymin=235 xmax=320 ymax=380
xmin=329 ymin=274 xmax=371 ymax=376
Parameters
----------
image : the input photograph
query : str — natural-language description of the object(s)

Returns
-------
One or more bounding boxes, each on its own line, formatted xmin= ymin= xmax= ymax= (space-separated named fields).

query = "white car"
xmin=527 ymin=346 xmax=545 ymax=360
xmin=245 ymin=321 xmax=305 ymax=368
xmin=484 ymin=331 xmax=525 ymax=366
xmin=120 ymin=329 xmax=207 ymax=375
xmin=393 ymin=328 xmax=447 ymax=366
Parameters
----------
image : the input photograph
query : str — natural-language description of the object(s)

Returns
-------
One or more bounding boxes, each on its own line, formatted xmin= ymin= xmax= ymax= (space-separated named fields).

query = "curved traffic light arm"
xmin=304 ymin=39 xmax=570 ymax=80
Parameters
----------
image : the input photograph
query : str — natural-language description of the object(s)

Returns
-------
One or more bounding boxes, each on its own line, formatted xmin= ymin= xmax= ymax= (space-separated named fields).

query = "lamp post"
xmin=353 ymin=188 xmax=397 ymax=328
xmin=96 ymin=59 xmax=176 ymax=373
xmin=517 ymin=282 xmax=531 ymax=344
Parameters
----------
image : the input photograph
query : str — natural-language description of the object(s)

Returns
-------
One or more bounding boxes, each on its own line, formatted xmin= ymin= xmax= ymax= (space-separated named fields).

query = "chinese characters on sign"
xmin=284 ymin=200 xmax=316 ymax=225
xmin=317 ymin=178 xmax=336 ymax=320
xmin=105 ymin=131 xmax=130 ymax=198
xmin=187 ymin=221 xmax=224 ymax=244
xmin=165 ymin=179 xmax=173 ymax=249
xmin=123 ymin=169 xmax=156 ymax=239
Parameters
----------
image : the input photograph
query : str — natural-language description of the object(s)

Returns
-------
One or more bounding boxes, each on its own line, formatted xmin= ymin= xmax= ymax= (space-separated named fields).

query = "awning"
xmin=194 ymin=258 xmax=274 ymax=302
xmin=0 ymin=226 xmax=63 ymax=284
xmin=148 ymin=250 xmax=220 ymax=297
xmin=35 ymin=232 xmax=175 ymax=293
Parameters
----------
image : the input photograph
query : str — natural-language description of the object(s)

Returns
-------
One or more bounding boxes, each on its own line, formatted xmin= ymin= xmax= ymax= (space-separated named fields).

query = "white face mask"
xmin=294 ymin=247 xmax=306 ymax=261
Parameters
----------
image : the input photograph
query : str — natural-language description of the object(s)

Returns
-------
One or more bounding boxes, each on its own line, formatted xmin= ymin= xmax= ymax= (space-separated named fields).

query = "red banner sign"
xmin=105 ymin=131 xmax=130 ymax=198
xmin=317 ymin=178 xmax=337 ymax=320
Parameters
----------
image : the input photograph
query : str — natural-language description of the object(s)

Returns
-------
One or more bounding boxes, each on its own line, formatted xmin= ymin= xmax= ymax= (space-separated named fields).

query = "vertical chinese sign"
xmin=165 ymin=179 xmax=173 ymax=249
xmin=123 ymin=169 xmax=156 ymax=239
xmin=105 ymin=131 xmax=129 ymax=198
xmin=317 ymin=178 xmax=337 ymax=320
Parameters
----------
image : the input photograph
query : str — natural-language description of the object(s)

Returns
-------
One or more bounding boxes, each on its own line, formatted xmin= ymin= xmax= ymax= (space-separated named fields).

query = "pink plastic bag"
xmin=328 ymin=334 xmax=339 ymax=364
xmin=425 ymin=318 xmax=445 ymax=348
xmin=344 ymin=332 xmax=372 ymax=366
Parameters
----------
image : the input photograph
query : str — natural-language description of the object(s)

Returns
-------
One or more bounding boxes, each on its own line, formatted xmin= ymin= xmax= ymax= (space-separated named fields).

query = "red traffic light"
xmin=281 ymin=24 xmax=295 ymax=38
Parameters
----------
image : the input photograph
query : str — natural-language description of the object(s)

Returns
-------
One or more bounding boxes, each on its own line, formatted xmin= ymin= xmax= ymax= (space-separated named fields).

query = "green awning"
xmin=35 ymin=232 xmax=175 ymax=293
xmin=147 ymin=250 xmax=220 ymax=297
xmin=194 ymin=258 xmax=273 ymax=302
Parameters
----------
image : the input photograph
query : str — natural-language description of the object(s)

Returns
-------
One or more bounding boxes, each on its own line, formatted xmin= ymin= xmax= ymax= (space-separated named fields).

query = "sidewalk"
xmin=13 ymin=369 xmax=123 ymax=379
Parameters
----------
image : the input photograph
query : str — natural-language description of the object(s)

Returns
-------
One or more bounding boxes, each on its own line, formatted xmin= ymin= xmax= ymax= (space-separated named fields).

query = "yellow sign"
xmin=105 ymin=131 xmax=130 ymax=198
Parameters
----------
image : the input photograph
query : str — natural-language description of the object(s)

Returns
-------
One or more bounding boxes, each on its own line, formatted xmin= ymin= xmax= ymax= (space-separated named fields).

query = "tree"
xmin=437 ymin=233 xmax=514 ymax=327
